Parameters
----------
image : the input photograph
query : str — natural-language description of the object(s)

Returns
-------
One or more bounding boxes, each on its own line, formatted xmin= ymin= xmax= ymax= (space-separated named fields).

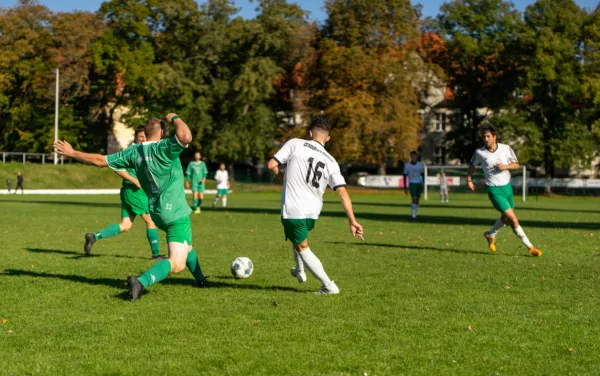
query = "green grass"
xmin=0 ymin=191 xmax=599 ymax=375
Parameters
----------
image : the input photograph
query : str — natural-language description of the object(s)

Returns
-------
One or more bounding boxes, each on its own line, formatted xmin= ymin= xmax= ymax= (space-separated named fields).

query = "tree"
xmin=435 ymin=0 xmax=525 ymax=162
xmin=306 ymin=0 xmax=423 ymax=173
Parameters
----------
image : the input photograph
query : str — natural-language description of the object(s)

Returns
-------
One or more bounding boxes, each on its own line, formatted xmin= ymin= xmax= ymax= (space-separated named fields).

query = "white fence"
xmin=0 ymin=189 xmax=222 ymax=195
xmin=1 ymin=152 xmax=64 ymax=164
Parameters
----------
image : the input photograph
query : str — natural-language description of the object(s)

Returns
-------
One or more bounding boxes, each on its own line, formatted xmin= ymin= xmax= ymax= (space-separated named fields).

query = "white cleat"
xmin=290 ymin=267 xmax=307 ymax=283
xmin=317 ymin=281 xmax=340 ymax=295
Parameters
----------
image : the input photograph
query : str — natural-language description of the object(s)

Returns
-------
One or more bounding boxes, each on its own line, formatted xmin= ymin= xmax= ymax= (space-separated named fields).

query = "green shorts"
xmin=485 ymin=184 xmax=515 ymax=213
xmin=409 ymin=183 xmax=423 ymax=198
xmin=120 ymin=185 xmax=149 ymax=218
xmin=281 ymin=218 xmax=316 ymax=244
xmin=217 ymin=188 xmax=228 ymax=195
xmin=160 ymin=216 xmax=193 ymax=245
xmin=192 ymin=183 xmax=205 ymax=193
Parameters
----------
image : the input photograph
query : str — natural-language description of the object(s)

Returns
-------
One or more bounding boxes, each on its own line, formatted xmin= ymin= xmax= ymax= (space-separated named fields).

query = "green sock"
xmin=186 ymin=249 xmax=206 ymax=282
xmin=146 ymin=228 xmax=160 ymax=257
xmin=198 ymin=199 xmax=203 ymax=206
xmin=192 ymin=199 xmax=198 ymax=210
xmin=137 ymin=259 xmax=171 ymax=288
xmin=95 ymin=224 xmax=121 ymax=240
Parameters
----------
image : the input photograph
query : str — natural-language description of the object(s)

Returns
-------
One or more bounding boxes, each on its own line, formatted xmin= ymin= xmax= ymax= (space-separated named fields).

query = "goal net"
xmin=424 ymin=165 xmax=527 ymax=202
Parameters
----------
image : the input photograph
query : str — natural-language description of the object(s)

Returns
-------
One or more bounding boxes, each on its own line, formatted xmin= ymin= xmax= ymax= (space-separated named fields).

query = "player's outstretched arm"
xmin=165 ymin=113 xmax=192 ymax=145
xmin=115 ymin=170 xmax=141 ymax=188
xmin=336 ymin=186 xmax=364 ymax=240
xmin=54 ymin=140 xmax=108 ymax=167
xmin=267 ymin=158 xmax=280 ymax=175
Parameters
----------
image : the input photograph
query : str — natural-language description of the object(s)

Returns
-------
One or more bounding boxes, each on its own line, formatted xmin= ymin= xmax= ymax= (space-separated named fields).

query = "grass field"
xmin=0 ymin=191 xmax=599 ymax=375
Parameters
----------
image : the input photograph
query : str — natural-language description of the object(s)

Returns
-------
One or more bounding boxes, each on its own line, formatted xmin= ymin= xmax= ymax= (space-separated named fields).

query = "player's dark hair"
xmin=309 ymin=117 xmax=332 ymax=133
xmin=134 ymin=126 xmax=145 ymax=137
xmin=410 ymin=151 xmax=418 ymax=156
xmin=479 ymin=124 xmax=497 ymax=137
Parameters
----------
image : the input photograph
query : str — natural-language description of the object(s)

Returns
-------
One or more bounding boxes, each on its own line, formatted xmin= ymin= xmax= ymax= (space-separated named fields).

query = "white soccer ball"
xmin=230 ymin=256 xmax=254 ymax=279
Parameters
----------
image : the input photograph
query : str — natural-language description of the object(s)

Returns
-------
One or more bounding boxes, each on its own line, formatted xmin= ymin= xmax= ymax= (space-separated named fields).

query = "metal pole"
xmin=61 ymin=155 xmax=64 ymax=165
xmin=42 ymin=154 xmax=45 ymax=164
xmin=522 ymin=166 xmax=526 ymax=202
xmin=424 ymin=165 xmax=428 ymax=201
xmin=54 ymin=69 xmax=59 ymax=165
xmin=2 ymin=152 xmax=5 ymax=163
xmin=23 ymin=153 xmax=25 ymax=164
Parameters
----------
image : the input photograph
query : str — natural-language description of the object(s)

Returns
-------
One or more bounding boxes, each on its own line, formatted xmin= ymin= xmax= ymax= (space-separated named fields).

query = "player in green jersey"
xmin=55 ymin=113 xmax=207 ymax=301
xmin=83 ymin=126 xmax=163 ymax=260
xmin=185 ymin=152 xmax=208 ymax=214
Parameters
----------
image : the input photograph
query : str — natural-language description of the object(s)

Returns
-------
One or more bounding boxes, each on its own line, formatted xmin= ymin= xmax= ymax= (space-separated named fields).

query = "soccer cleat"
xmin=127 ymin=276 xmax=145 ymax=301
xmin=290 ymin=267 xmax=307 ymax=283
xmin=484 ymin=232 xmax=496 ymax=253
xmin=317 ymin=281 xmax=340 ymax=295
xmin=84 ymin=233 xmax=96 ymax=255
xmin=529 ymin=246 xmax=542 ymax=257
xmin=194 ymin=207 xmax=201 ymax=214
xmin=195 ymin=279 xmax=209 ymax=288
xmin=151 ymin=255 xmax=166 ymax=261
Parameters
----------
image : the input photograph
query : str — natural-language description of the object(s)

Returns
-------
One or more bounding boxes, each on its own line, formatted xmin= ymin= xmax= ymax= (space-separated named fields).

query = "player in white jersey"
xmin=267 ymin=117 xmax=364 ymax=294
xmin=403 ymin=151 xmax=425 ymax=219
xmin=212 ymin=163 xmax=230 ymax=208
xmin=467 ymin=124 xmax=542 ymax=256
xmin=438 ymin=171 xmax=449 ymax=203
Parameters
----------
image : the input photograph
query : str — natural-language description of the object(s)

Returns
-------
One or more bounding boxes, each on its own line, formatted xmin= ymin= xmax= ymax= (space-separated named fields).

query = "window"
xmin=435 ymin=113 xmax=447 ymax=131
xmin=434 ymin=146 xmax=445 ymax=165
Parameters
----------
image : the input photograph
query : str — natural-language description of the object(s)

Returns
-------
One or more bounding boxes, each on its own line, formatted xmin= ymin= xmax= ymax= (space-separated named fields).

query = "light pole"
xmin=54 ymin=69 xmax=59 ymax=165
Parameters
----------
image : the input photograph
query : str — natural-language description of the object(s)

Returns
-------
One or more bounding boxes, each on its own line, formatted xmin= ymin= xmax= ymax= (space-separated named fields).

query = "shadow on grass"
xmin=216 ymin=207 xmax=599 ymax=231
xmin=26 ymin=248 xmax=147 ymax=260
xmin=326 ymin=200 xmax=600 ymax=214
xmin=325 ymin=241 xmax=501 ymax=256
xmin=1 ymin=269 xmax=305 ymax=296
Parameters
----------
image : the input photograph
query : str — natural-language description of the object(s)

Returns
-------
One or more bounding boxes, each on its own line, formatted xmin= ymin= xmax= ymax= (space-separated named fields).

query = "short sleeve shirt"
xmin=215 ymin=170 xmax=229 ymax=189
xmin=186 ymin=161 xmax=208 ymax=184
xmin=470 ymin=143 xmax=518 ymax=187
xmin=404 ymin=162 xmax=424 ymax=184
xmin=106 ymin=136 xmax=191 ymax=227
xmin=273 ymin=138 xmax=346 ymax=219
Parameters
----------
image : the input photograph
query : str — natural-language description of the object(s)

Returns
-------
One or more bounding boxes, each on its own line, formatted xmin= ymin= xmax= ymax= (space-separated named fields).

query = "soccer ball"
xmin=230 ymin=256 xmax=254 ymax=279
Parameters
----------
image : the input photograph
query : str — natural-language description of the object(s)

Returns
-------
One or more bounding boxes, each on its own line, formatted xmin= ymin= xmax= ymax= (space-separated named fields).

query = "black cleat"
xmin=84 ymin=233 xmax=96 ymax=255
xmin=127 ymin=276 xmax=145 ymax=301
xmin=195 ymin=279 xmax=209 ymax=288
xmin=151 ymin=255 xmax=166 ymax=261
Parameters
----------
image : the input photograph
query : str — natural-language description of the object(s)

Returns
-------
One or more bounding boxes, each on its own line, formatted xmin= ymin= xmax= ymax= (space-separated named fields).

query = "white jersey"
xmin=215 ymin=170 xmax=229 ymax=189
xmin=470 ymin=143 xmax=518 ymax=187
xmin=439 ymin=175 xmax=448 ymax=189
xmin=403 ymin=162 xmax=424 ymax=184
xmin=274 ymin=138 xmax=346 ymax=219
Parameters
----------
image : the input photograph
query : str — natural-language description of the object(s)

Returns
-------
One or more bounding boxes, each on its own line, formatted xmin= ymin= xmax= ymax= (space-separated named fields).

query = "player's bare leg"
xmin=294 ymin=239 xmax=339 ymax=294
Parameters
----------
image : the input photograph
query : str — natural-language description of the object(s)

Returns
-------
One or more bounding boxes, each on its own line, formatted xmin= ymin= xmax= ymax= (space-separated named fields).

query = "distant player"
xmin=467 ymin=124 xmax=542 ymax=257
xmin=439 ymin=171 xmax=449 ymax=203
xmin=55 ymin=113 xmax=208 ymax=301
xmin=212 ymin=163 xmax=230 ymax=208
xmin=185 ymin=152 xmax=208 ymax=214
xmin=83 ymin=127 xmax=163 ymax=260
xmin=15 ymin=172 xmax=24 ymax=194
xmin=267 ymin=117 xmax=364 ymax=294
xmin=403 ymin=151 xmax=424 ymax=219
xmin=6 ymin=179 xmax=12 ymax=193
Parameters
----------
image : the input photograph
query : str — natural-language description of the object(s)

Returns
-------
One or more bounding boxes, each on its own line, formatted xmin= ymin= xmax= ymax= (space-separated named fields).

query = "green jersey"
xmin=106 ymin=136 xmax=191 ymax=227
xmin=186 ymin=161 xmax=208 ymax=184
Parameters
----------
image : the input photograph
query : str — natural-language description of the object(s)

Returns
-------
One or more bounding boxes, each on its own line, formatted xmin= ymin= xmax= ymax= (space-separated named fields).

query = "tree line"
xmin=1 ymin=0 xmax=599 ymax=176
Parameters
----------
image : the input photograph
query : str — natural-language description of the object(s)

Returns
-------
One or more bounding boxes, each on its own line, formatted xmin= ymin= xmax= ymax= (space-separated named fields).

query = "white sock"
xmin=222 ymin=197 xmax=227 ymax=207
xmin=298 ymin=248 xmax=331 ymax=285
xmin=292 ymin=246 xmax=304 ymax=272
xmin=488 ymin=217 xmax=505 ymax=238
xmin=415 ymin=204 xmax=419 ymax=215
xmin=411 ymin=203 xmax=416 ymax=217
xmin=513 ymin=226 xmax=532 ymax=249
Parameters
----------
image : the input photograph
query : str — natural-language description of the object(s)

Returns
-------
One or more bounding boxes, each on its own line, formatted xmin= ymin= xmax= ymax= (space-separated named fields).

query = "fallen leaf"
xmin=182 ymin=338 xmax=187 ymax=342
xmin=592 ymin=292 xmax=596 ymax=297
xmin=466 ymin=325 xmax=473 ymax=331
xmin=569 ymin=347 xmax=575 ymax=353
xmin=505 ymin=286 xmax=510 ymax=289
xmin=1 ymin=319 xmax=6 ymax=324
xmin=250 ymin=229 xmax=254 ymax=233
xmin=7 ymin=330 xmax=14 ymax=335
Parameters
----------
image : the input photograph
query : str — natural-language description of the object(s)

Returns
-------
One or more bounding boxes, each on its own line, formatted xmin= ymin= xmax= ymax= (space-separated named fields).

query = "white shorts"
xmin=440 ymin=187 xmax=448 ymax=194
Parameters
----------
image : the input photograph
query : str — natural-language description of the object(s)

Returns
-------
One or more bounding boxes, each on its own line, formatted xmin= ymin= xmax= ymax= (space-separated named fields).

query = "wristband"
xmin=171 ymin=115 xmax=180 ymax=123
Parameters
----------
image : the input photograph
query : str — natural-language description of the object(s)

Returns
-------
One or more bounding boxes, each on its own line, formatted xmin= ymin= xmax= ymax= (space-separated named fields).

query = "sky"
xmin=0 ymin=0 xmax=598 ymax=20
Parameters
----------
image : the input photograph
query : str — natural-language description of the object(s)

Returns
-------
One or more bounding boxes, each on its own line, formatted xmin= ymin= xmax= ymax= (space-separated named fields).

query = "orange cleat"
xmin=529 ymin=246 xmax=542 ymax=257
xmin=484 ymin=232 xmax=497 ymax=253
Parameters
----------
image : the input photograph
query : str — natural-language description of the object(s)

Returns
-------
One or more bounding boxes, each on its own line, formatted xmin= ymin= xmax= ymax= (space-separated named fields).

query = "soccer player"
xmin=185 ymin=152 xmax=208 ymax=214
xmin=54 ymin=113 xmax=208 ymax=301
xmin=467 ymin=124 xmax=542 ymax=257
xmin=15 ymin=172 xmax=24 ymax=194
xmin=403 ymin=151 xmax=424 ymax=219
xmin=83 ymin=126 xmax=163 ymax=260
xmin=267 ymin=117 xmax=364 ymax=295
xmin=6 ymin=179 xmax=12 ymax=193
xmin=439 ymin=171 xmax=449 ymax=203
xmin=211 ymin=163 xmax=230 ymax=208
